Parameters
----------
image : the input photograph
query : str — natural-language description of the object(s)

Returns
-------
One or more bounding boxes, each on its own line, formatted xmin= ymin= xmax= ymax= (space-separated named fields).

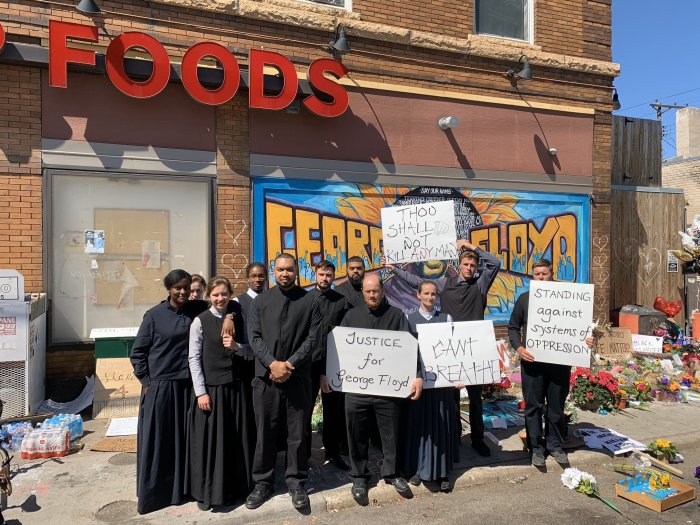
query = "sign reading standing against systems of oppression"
xmin=326 ymin=327 xmax=418 ymax=398
xmin=381 ymin=200 xmax=458 ymax=264
xmin=417 ymin=320 xmax=501 ymax=388
xmin=594 ymin=327 xmax=634 ymax=359
xmin=526 ymin=281 xmax=594 ymax=367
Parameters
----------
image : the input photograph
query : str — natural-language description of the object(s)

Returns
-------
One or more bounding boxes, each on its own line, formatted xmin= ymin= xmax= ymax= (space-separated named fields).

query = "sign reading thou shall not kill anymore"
xmin=380 ymin=200 xmax=458 ymax=264
xmin=417 ymin=320 xmax=501 ymax=388
xmin=326 ymin=327 xmax=418 ymax=398
xmin=526 ymin=280 xmax=595 ymax=367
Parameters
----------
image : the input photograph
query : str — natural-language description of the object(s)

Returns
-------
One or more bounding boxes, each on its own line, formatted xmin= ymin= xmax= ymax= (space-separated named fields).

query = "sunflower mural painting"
xmin=252 ymin=179 xmax=590 ymax=323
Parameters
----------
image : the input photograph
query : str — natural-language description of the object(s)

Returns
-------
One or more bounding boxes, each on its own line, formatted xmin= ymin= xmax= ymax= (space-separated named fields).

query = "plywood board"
xmin=94 ymin=260 xmax=169 ymax=306
xmin=94 ymin=209 xmax=169 ymax=255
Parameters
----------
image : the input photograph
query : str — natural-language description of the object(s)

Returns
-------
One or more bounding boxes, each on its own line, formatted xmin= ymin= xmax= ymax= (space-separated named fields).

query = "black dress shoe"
xmin=328 ymin=456 xmax=350 ymax=471
xmin=472 ymin=440 xmax=492 ymax=457
xmin=389 ymin=477 xmax=413 ymax=498
xmin=196 ymin=501 xmax=211 ymax=511
xmin=289 ymin=488 xmax=310 ymax=509
xmin=439 ymin=478 xmax=451 ymax=493
xmin=351 ymin=481 xmax=368 ymax=505
xmin=245 ymin=484 xmax=273 ymax=509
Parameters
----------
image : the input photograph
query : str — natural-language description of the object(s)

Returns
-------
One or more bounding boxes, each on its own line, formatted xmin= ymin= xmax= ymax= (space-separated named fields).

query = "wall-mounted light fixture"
xmin=438 ymin=116 xmax=458 ymax=130
xmin=505 ymin=55 xmax=532 ymax=81
xmin=76 ymin=0 xmax=101 ymax=15
xmin=612 ymin=88 xmax=621 ymax=110
xmin=328 ymin=25 xmax=350 ymax=58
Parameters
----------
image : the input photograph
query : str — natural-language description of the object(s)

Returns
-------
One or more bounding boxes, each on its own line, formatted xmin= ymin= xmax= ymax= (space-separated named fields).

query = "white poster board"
xmin=417 ymin=320 xmax=501 ymax=388
xmin=575 ymin=428 xmax=646 ymax=455
xmin=326 ymin=326 xmax=418 ymax=397
xmin=631 ymin=334 xmax=663 ymax=354
xmin=381 ymin=200 xmax=458 ymax=264
xmin=526 ymin=281 xmax=594 ymax=367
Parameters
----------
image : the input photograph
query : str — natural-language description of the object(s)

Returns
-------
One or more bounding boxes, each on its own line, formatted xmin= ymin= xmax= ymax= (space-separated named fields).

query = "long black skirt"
xmin=189 ymin=380 xmax=255 ymax=507
xmin=403 ymin=388 xmax=461 ymax=481
xmin=136 ymin=379 xmax=193 ymax=514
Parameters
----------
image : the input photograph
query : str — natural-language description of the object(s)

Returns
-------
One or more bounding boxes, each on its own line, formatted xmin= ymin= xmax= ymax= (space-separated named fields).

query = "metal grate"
xmin=0 ymin=361 xmax=26 ymax=418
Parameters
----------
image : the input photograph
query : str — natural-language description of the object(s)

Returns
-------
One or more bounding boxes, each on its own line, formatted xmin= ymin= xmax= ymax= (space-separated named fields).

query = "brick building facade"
xmin=0 ymin=0 xmax=619 ymax=380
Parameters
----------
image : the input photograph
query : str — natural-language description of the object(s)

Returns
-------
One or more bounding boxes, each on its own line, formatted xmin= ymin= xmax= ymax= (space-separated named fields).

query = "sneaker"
xmin=289 ymin=488 xmax=309 ymax=509
xmin=245 ymin=484 xmax=273 ymax=510
xmin=351 ymin=481 xmax=368 ymax=506
xmin=389 ymin=477 xmax=413 ymax=499
xmin=408 ymin=474 xmax=421 ymax=486
xmin=549 ymin=449 xmax=569 ymax=465
xmin=439 ymin=478 xmax=451 ymax=493
xmin=472 ymin=440 xmax=492 ymax=457
xmin=531 ymin=450 xmax=546 ymax=467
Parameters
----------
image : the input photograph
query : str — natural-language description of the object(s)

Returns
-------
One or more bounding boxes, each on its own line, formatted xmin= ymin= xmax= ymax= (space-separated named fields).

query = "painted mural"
xmin=252 ymin=179 xmax=590 ymax=323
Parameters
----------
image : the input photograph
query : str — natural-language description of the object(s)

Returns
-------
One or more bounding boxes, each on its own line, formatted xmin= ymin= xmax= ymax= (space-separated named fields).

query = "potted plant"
xmin=616 ymin=389 xmax=628 ymax=409
xmin=647 ymin=439 xmax=678 ymax=463
xmin=570 ymin=368 xmax=619 ymax=412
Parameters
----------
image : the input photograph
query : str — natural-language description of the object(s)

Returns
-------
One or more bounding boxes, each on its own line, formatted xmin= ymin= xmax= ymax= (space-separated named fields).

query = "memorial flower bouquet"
xmin=631 ymin=379 xmax=652 ymax=402
xmin=647 ymin=439 xmax=678 ymax=462
xmin=607 ymin=456 xmax=671 ymax=490
xmin=570 ymin=368 xmax=619 ymax=412
xmin=561 ymin=468 xmax=636 ymax=524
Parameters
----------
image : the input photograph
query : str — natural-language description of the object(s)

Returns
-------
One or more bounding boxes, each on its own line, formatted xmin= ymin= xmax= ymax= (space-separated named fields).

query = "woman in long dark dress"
xmin=404 ymin=281 xmax=462 ymax=493
xmin=130 ymin=269 xmax=212 ymax=515
xmin=188 ymin=276 xmax=254 ymax=510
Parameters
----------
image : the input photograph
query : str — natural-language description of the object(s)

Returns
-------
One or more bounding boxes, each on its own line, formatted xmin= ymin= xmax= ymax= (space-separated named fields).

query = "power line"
xmin=623 ymin=87 xmax=700 ymax=111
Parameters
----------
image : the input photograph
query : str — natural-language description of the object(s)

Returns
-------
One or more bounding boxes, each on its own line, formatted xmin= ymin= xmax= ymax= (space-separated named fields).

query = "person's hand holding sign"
xmin=409 ymin=377 xmax=424 ymax=400
xmin=380 ymin=255 xmax=396 ymax=272
xmin=516 ymin=346 xmax=536 ymax=362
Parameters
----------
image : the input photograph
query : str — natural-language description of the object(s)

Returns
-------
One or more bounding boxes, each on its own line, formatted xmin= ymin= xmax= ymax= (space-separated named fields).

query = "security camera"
xmin=549 ymin=147 xmax=557 ymax=156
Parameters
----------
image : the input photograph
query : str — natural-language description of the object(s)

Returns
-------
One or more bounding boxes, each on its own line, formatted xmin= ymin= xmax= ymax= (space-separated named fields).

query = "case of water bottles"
xmin=20 ymin=427 xmax=70 ymax=460
xmin=41 ymin=414 xmax=83 ymax=441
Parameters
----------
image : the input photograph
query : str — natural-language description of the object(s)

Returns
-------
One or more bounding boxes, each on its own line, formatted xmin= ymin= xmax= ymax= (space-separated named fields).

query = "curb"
xmin=320 ymin=429 xmax=700 ymax=513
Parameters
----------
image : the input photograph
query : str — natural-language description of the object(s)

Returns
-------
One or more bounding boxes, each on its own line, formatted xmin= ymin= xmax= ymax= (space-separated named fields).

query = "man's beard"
xmin=348 ymin=274 xmax=363 ymax=286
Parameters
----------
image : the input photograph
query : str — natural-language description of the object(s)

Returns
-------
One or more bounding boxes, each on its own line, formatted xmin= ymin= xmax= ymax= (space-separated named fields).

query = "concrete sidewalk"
xmin=3 ymin=400 xmax=700 ymax=524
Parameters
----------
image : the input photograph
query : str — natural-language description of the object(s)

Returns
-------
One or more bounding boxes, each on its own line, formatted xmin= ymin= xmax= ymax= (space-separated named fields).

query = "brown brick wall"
xmin=0 ymin=63 xmax=43 ymax=291
xmin=663 ymin=160 xmax=698 ymax=225
xmin=216 ymin=95 xmax=252 ymax=297
xmin=591 ymin=110 xmax=612 ymax=323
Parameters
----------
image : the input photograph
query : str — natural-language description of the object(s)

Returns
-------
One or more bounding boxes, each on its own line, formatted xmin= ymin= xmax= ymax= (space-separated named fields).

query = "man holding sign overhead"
xmin=383 ymin=240 xmax=501 ymax=457
xmin=508 ymin=259 xmax=594 ymax=468
xmin=338 ymin=273 xmax=422 ymax=505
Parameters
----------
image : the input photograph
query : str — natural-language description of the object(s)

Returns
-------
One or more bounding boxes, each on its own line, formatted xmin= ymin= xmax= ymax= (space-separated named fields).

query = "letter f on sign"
xmin=49 ymin=21 xmax=98 ymax=88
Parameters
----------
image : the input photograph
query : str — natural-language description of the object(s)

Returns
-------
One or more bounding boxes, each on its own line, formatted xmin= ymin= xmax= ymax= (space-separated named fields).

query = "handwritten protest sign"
xmin=417 ymin=320 xmax=500 ymax=388
xmin=93 ymin=358 xmax=141 ymax=419
xmin=575 ymin=428 xmax=646 ymax=455
xmin=526 ymin=281 xmax=594 ymax=367
xmin=595 ymin=327 xmax=633 ymax=358
xmin=381 ymin=200 xmax=458 ymax=264
xmin=326 ymin=327 xmax=418 ymax=397
xmin=631 ymin=334 xmax=663 ymax=354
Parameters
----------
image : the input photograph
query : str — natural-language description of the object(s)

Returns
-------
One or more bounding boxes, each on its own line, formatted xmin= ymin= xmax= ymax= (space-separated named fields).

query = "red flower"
xmin=586 ymin=392 xmax=594 ymax=399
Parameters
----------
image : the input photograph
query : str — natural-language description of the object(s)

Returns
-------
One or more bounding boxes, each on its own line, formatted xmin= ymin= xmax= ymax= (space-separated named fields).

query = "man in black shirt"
xmin=335 ymin=256 xmax=366 ymax=308
xmin=508 ymin=258 xmax=593 ymax=468
xmin=245 ymin=254 xmax=322 ymax=511
xmin=340 ymin=273 xmax=423 ymax=505
xmin=383 ymin=240 xmax=500 ymax=457
xmin=307 ymin=260 xmax=350 ymax=470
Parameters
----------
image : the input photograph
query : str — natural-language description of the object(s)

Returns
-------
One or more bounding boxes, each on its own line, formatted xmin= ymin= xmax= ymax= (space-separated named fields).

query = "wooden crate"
xmin=615 ymin=476 xmax=696 ymax=512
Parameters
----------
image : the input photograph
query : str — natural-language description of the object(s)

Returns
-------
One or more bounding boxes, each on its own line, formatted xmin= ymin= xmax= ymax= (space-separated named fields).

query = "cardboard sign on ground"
xmin=93 ymin=358 xmax=141 ymax=419
xmin=595 ymin=327 xmax=633 ymax=358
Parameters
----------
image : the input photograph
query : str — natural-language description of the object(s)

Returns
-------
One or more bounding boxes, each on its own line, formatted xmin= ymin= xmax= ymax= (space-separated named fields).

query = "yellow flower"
xmin=660 ymin=474 xmax=670 ymax=487
xmin=656 ymin=439 xmax=671 ymax=448
xmin=649 ymin=478 xmax=658 ymax=490
xmin=669 ymin=381 xmax=681 ymax=392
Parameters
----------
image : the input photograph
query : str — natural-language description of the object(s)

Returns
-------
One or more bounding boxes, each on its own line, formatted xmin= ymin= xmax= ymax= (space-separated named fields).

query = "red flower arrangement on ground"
xmin=570 ymin=367 xmax=620 ymax=412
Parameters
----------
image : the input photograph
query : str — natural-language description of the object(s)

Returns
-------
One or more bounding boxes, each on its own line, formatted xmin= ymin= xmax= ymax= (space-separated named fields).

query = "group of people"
xmin=130 ymin=241 xmax=588 ymax=515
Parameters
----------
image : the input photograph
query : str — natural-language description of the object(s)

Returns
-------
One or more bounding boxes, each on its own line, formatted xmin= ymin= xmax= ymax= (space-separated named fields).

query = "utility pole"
xmin=650 ymin=101 xmax=687 ymax=120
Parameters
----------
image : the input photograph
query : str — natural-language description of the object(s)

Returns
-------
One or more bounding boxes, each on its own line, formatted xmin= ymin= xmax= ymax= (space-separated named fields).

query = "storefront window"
xmin=48 ymin=171 xmax=212 ymax=343
xmin=298 ymin=0 xmax=350 ymax=10
xmin=475 ymin=0 xmax=532 ymax=42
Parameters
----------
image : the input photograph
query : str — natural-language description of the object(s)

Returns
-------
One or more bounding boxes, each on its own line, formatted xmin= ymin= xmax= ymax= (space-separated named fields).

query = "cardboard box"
xmin=615 ymin=475 xmax=696 ymax=512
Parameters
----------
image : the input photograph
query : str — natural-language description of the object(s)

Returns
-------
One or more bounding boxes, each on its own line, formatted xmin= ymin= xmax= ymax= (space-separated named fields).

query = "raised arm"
xmin=474 ymin=247 xmax=501 ymax=296
xmin=381 ymin=256 xmax=447 ymax=292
